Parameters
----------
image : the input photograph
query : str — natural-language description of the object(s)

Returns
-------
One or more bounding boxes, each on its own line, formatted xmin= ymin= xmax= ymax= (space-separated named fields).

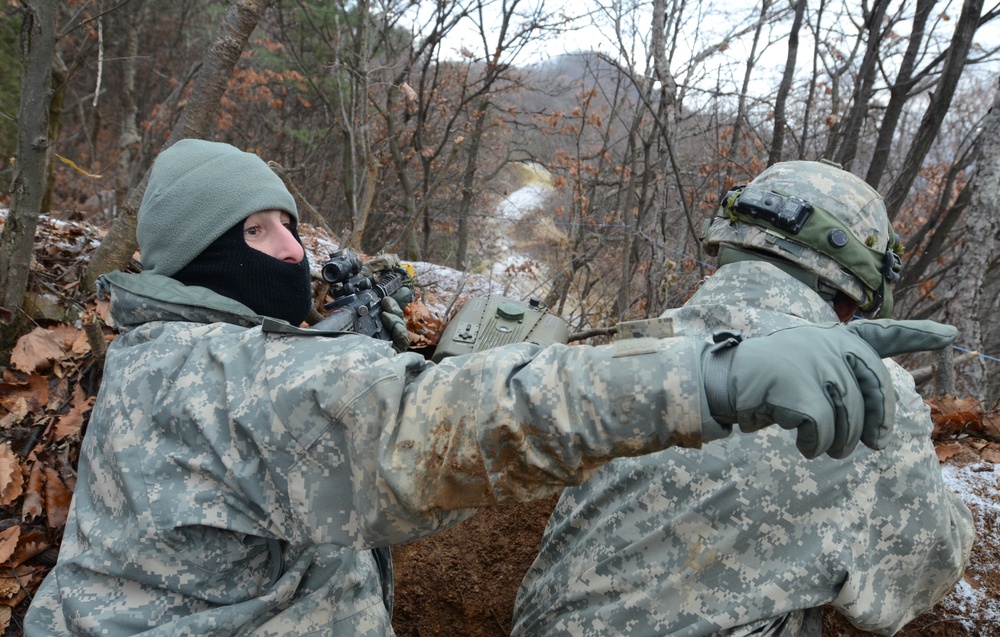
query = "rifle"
xmin=312 ymin=250 xmax=408 ymax=340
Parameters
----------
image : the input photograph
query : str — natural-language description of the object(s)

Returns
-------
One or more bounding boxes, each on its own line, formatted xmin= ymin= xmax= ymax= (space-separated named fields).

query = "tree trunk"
xmin=382 ymin=84 xmax=423 ymax=260
xmin=864 ymin=0 xmax=934 ymax=190
xmin=767 ymin=0 xmax=804 ymax=166
xmin=453 ymin=105 xmax=487 ymax=271
xmin=341 ymin=0 xmax=377 ymax=250
xmin=969 ymin=82 xmax=1000 ymax=402
xmin=799 ymin=0 xmax=828 ymax=159
xmin=115 ymin=0 xmax=149 ymax=211
xmin=613 ymin=101 xmax=651 ymax=322
xmin=895 ymin=150 xmax=974 ymax=305
xmin=728 ymin=0 xmax=769 ymax=160
xmin=882 ymin=0 xmax=984 ymax=220
xmin=0 ymin=0 xmax=56 ymax=348
xmin=831 ymin=0 xmax=889 ymax=169
xmin=83 ymin=0 xmax=271 ymax=291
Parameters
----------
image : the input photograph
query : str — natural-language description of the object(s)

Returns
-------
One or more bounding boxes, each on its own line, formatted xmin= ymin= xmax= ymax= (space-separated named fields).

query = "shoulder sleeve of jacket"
xmin=263 ymin=333 xmax=707 ymax=549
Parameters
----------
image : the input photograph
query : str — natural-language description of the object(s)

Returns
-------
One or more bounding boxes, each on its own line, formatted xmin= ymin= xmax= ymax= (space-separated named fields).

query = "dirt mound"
xmin=392 ymin=438 xmax=1000 ymax=637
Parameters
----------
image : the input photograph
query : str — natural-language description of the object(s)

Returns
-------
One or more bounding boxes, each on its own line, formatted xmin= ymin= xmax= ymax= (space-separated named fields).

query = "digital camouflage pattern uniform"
xmin=512 ymin=260 xmax=974 ymax=637
xmin=25 ymin=267 xmax=710 ymax=637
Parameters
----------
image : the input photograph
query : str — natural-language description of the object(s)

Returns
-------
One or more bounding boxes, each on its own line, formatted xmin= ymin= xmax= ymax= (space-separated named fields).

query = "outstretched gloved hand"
xmin=702 ymin=319 xmax=958 ymax=459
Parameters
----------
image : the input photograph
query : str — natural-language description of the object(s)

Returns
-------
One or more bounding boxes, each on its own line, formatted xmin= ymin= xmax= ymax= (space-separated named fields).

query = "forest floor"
xmin=0 ymin=213 xmax=998 ymax=636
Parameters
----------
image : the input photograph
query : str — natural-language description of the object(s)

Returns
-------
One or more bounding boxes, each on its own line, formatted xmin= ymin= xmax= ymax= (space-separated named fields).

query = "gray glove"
xmin=380 ymin=296 xmax=410 ymax=352
xmin=703 ymin=319 xmax=958 ymax=459
xmin=390 ymin=285 xmax=414 ymax=308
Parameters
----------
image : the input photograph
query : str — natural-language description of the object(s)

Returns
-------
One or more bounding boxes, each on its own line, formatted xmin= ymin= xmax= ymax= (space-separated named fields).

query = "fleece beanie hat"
xmin=136 ymin=139 xmax=299 ymax=277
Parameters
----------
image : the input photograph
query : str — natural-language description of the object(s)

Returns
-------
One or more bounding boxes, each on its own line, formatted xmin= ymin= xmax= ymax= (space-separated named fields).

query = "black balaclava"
xmin=174 ymin=219 xmax=313 ymax=325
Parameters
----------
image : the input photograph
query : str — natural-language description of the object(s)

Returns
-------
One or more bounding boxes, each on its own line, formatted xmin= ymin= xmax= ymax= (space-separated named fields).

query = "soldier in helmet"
xmin=512 ymin=160 xmax=974 ymax=637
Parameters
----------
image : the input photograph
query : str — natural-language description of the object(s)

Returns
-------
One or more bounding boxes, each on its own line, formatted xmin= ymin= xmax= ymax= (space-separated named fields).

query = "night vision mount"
xmin=730 ymin=185 xmax=813 ymax=235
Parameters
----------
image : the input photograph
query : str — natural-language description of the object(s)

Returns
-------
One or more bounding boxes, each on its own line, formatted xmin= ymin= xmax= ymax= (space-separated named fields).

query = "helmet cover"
xmin=702 ymin=160 xmax=901 ymax=317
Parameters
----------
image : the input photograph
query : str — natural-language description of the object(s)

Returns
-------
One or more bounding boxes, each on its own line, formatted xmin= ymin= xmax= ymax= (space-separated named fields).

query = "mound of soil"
xmin=393 ymin=442 xmax=1000 ymax=637
xmin=392 ymin=497 xmax=559 ymax=637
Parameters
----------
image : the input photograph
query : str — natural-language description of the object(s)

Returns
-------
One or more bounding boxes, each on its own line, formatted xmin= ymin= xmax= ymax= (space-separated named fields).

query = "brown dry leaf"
xmin=0 ymin=373 xmax=49 ymax=424
xmin=980 ymin=444 xmax=1000 ymax=464
xmin=400 ymin=81 xmax=418 ymax=103
xmin=929 ymin=395 xmax=980 ymax=416
xmin=0 ymin=397 xmax=28 ymax=429
xmin=10 ymin=327 xmax=68 ymax=373
xmin=43 ymin=466 xmax=73 ymax=529
xmin=981 ymin=411 xmax=1000 ymax=442
xmin=935 ymin=441 xmax=966 ymax=462
xmin=70 ymin=329 xmax=91 ymax=355
xmin=0 ymin=574 xmax=32 ymax=605
xmin=34 ymin=325 xmax=83 ymax=370
xmin=0 ymin=527 xmax=19 ymax=565
xmin=52 ymin=383 xmax=95 ymax=440
xmin=407 ymin=299 xmax=446 ymax=348
xmin=928 ymin=395 xmax=982 ymax=438
xmin=1 ymin=369 xmax=27 ymax=385
xmin=0 ymin=444 xmax=24 ymax=506
xmin=93 ymin=299 xmax=113 ymax=328
xmin=21 ymin=463 xmax=43 ymax=522
xmin=0 ymin=574 xmax=29 ymax=608
xmin=47 ymin=376 xmax=70 ymax=413
xmin=11 ymin=530 xmax=50 ymax=567
xmin=0 ymin=575 xmax=20 ymax=599
xmin=0 ymin=604 xmax=10 ymax=634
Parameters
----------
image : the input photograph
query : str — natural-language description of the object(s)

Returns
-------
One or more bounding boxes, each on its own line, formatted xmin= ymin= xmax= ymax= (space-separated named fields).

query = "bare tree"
xmin=863 ymin=0 xmax=935 ymax=189
xmin=797 ymin=0 xmax=829 ymax=159
xmin=939 ymin=80 xmax=1000 ymax=401
xmin=376 ymin=0 xmax=558 ymax=266
xmin=331 ymin=0 xmax=378 ymax=250
xmin=728 ymin=0 xmax=772 ymax=161
xmin=445 ymin=0 xmax=556 ymax=269
xmin=0 ymin=0 xmax=57 ymax=348
xmin=895 ymin=143 xmax=975 ymax=308
xmin=114 ymin=0 xmax=150 ymax=211
xmin=767 ymin=0 xmax=805 ymax=166
xmin=84 ymin=0 xmax=272 ymax=290
xmin=830 ymin=0 xmax=890 ymax=169
xmin=882 ymin=0 xmax=986 ymax=220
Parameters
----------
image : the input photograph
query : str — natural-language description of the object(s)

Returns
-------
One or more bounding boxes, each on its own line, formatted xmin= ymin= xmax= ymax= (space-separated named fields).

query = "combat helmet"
xmin=702 ymin=159 xmax=903 ymax=318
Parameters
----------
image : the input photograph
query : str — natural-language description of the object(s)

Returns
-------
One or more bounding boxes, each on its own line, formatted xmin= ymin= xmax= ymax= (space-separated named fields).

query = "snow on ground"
xmin=485 ymin=182 xmax=554 ymax=299
xmin=939 ymin=461 xmax=1000 ymax=631
xmin=495 ymin=183 xmax=552 ymax=221
xmin=408 ymin=261 xmax=507 ymax=318
xmin=944 ymin=462 xmax=1000 ymax=520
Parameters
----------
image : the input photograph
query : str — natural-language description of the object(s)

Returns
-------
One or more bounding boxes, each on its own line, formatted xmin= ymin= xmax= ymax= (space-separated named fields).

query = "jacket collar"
xmin=674 ymin=260 xmax=839 ymax=327
xmin=98 ymin=270 xmax=266 ymax=330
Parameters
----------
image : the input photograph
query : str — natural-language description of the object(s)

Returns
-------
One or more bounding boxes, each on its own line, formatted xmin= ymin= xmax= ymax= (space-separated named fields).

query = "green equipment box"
xmin=432 ymin=295 xmax=569 ymax=362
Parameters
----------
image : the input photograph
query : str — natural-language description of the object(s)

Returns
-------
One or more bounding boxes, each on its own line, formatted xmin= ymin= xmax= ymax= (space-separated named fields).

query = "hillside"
xmin=0 ymin=211 xmax=998 ymax=636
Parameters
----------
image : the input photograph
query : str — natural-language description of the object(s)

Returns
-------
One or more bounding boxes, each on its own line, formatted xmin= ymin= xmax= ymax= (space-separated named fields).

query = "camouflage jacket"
xmin=25 ymin=269 xmax=709 ymax=637
xmin=512 ymin=261 xmax=974 ymax=637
